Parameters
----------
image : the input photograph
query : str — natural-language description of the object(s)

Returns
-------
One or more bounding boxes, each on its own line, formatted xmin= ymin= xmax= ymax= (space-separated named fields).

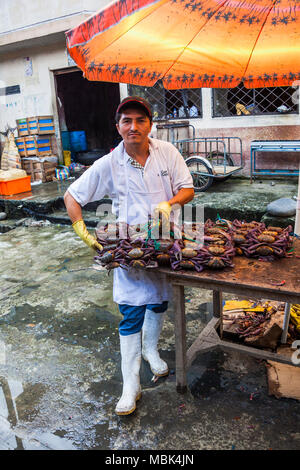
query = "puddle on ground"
xmin=0 ymin=376 xmax=75 ymax=450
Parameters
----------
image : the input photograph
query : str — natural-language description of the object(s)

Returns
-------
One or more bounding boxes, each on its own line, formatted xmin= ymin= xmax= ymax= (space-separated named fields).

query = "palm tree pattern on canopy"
xmin=67 ymin=0 xmax=300 ymax=47
xmin=66 ymin=0 xmax=155 ymax=47
xmin=66 ymin=0 xmax=300 ymax=89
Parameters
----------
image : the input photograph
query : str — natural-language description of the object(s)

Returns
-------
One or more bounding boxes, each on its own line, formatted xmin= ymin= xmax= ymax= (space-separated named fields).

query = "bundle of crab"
xmin=146 ymin=238 xmax=174 ymax=267
xmin=169 ymin=221 xmax=235 ymax=271
xmin=94 ymin=222 xmax=129 ymax=271
xmin=232 ymin=220 xmax=293 ymax=260
xmin=167 ymin=238 xmax=206 ymax=272
xmin=201 ymin=219 xmax=236 ymax=269
xmin=94 ymin=222 xmax=176 ymax=272
xmin=167 ymin=222 xmax=205 ymax=272
xmin=231 ymin=220 xmax=265 ymax=256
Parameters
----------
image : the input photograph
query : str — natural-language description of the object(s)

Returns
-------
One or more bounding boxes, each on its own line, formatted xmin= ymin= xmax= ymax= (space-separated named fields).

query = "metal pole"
xmin=295 ymin=161 xmax=300 ymax=236
xmin=281 ymin=302 xmax=291 ymax=344
xmin=282 ymin=163 xmax=300 ymax=343
xmin=281 ymin=163 xmax=300 ymax=344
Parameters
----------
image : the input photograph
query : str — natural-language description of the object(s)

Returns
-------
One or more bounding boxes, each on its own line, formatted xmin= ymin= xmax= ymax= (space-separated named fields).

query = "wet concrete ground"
xmin=1 ymin=223 xmax=300 ymax=450
xmin=0 ymin=176 xmax=298 ymax=230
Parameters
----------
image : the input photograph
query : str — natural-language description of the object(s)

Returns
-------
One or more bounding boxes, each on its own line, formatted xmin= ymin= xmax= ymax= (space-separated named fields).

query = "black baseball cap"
xmin=116 ymin=96 xmax=152 ymax=121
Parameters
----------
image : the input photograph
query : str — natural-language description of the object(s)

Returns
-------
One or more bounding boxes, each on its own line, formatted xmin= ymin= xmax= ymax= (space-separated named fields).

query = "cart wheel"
xmin=185 ymin=157 xmax=214 ymax=192
xmin=209 ymin=151 xmax=234 ymax=182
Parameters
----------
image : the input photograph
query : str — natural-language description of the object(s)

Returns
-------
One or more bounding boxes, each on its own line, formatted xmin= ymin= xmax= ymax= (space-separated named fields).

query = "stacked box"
xmin=27 ymin=116 xmax=55 ymax=135
xmin=15 ymin=116 xmax=58 ymax=183
xmin=21 ymin=156 xmax=58 ymax=183
xmin=16 ymin=116 xmax=55 ymax=137
xmin=15 ymin=135 xmax=54 ymax=157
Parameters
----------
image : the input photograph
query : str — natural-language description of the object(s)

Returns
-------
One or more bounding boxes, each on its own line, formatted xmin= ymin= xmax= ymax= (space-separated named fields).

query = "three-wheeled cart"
xmin=157 ymin=123 xmax=244 ymax=191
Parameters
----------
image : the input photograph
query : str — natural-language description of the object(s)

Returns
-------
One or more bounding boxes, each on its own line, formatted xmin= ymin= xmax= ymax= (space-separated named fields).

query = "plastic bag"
xmin=0 ymin=169 xmax=27 ymax=181
xmin=1 ymin=131 xmax=22 ymax=170
xmin=55 ymin=165 xmax=70 ymax=180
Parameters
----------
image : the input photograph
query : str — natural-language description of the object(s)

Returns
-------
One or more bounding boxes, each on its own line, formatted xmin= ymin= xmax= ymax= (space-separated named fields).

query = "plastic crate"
xmin=0 ymin=175 xmax=31 ymax=196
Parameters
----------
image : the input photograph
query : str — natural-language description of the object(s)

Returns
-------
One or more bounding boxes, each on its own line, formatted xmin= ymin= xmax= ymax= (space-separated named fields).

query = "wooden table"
xmin=159 ymin=239 xmax=300 ymax=393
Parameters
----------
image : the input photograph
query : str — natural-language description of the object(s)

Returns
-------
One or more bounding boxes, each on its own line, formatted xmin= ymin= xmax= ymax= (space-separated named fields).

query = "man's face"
xmin=116 ymin=108 xmax=152 ymax=146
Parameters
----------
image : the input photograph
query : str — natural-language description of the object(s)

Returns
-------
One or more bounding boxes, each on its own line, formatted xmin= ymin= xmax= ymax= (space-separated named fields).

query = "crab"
xmin=238 ymin=224 xmax=293 ymax=259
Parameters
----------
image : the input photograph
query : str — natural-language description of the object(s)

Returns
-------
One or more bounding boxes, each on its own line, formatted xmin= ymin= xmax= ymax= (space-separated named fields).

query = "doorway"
xmin=54 ymin=69 xmax=121 ymax=162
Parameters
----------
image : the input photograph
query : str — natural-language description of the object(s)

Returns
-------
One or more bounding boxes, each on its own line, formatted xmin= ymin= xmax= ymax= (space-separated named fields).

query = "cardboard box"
xmin=21 ymin=156 xmax=58 ymax=183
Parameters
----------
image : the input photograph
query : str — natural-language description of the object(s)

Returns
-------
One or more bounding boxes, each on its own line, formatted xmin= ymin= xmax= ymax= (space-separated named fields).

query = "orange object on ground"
xmin=66 ymin=0 xmax=300 ymax=89
xmin=0 ymin=175 xmax=31 ymax=196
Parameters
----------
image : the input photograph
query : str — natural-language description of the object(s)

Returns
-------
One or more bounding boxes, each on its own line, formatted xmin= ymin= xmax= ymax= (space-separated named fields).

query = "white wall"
xmin=0 ymin=0 xmax=108 ymax=34
xmin=0 ymin=44 xmax=68 ymax=132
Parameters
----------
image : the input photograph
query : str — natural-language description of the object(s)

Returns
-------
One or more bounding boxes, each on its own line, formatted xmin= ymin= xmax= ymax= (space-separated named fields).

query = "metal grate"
xmin=213 ymin=82 xmax=298 ymax=117
xmin=128 ymin=80 xmax=202 ymax=120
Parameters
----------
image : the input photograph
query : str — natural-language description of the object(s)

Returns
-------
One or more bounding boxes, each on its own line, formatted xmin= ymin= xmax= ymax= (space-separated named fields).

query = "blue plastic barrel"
xmin=69 ymin=131 xmax=87 ymax=152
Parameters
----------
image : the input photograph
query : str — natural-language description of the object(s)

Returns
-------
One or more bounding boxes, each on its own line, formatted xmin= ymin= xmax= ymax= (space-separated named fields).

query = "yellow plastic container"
xmin=63 ymin=150 xmax=71 ymax=167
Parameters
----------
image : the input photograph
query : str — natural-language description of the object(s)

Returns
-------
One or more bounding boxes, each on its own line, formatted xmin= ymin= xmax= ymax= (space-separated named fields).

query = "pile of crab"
xmin=94 ymin=220 xmax=237 ymax=273
xmin=169 ymin=221 xmax=236 ymax=271
xmin=94 ymin=222 xmax=159 ymax=272
xmin=94 ymin=221 xmax=186 ymax=272
xmin=231 ymin=220 xmax=293 ymax=260
xmin=225 ymin=308 xmax=273 ymax=339
xmin=93 ymin=219 xmax=293 ymax=273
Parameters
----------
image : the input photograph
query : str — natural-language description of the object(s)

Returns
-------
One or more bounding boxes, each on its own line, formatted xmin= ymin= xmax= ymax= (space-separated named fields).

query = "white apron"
xmin=111 ymin=140 xmax=173 ymax=306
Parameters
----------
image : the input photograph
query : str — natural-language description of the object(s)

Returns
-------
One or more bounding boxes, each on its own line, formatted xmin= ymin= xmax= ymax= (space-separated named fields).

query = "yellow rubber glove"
xmin=72 ymin=219 xmax=103 ymax=251
xmin=153 ymin=201 xmax=172 ymax=223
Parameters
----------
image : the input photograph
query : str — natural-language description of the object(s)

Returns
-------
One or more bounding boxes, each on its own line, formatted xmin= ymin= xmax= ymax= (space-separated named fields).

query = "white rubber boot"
xmin=142 ymin=309 xmax=169 ymax=377
xmin=115 ymin=332 xmax=142 ymax=416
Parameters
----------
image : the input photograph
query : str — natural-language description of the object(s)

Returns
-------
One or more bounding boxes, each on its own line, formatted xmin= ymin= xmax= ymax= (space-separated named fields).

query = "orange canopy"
xmin=66 ymin=0 xmax=300 ymax=89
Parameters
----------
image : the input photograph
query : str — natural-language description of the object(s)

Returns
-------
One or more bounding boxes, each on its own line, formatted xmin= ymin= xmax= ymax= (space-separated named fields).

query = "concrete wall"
xmin=0 ymin=0 xmax=105 ymax=34
xmin=0 ymin=43 xmax=68 ymax=131
xmin=0 ymin=0 xmax=109 ymax=53
xmin=0 ymin=0 xmax=111 ymax=160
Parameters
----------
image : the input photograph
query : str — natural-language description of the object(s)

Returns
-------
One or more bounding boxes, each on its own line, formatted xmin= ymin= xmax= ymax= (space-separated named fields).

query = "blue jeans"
xmin=118 ymin=302 xmax=168 ymax=336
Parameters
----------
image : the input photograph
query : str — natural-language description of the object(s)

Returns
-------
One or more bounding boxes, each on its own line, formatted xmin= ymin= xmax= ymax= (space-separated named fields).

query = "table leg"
xmin=213 ymin=290 xmax=223 ymax=339
xmin=173 ymin=284 xmax=187 ymax=393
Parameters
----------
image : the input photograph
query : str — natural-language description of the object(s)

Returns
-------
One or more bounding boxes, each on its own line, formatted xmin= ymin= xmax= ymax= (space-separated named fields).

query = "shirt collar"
xmin=124 ymin=137 xmax=156 ymax=163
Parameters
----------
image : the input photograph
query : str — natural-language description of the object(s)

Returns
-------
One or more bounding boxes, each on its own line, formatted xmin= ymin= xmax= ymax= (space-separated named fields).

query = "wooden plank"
xmin=187 ymin=317 xmax=300 ymax=367
xmin=213 ymin=165 xmax=241 ymax=175
xmin=219 ymin=338 xmax=300 ymax=366
xmin=213 ymin=290 xmax=223 ymax=338
xmin=213 ymin=291 xmax=222 ymax=318
xmin=186 ymin=317 xmax=220 ymax=368
xmin=168 ymin=277 xmax=300 ymax=305
xmin=173 ymin=284 xmax=187 ymax=393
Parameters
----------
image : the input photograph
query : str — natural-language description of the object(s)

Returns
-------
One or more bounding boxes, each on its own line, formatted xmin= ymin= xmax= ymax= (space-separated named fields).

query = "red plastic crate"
xmin=0 ymin=175 xmax=31 ymax=196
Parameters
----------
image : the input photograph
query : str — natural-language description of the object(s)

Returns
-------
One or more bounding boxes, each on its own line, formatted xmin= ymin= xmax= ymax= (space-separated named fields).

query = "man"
xmin=64 ymin=96 xmax=194 ymax=416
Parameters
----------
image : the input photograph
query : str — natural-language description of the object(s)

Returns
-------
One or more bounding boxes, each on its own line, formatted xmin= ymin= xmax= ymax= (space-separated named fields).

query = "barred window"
xmin=128 ymin=80 xmax=202 ymax=121
xmin=213 ymin=82 xmax=298 ymax=117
